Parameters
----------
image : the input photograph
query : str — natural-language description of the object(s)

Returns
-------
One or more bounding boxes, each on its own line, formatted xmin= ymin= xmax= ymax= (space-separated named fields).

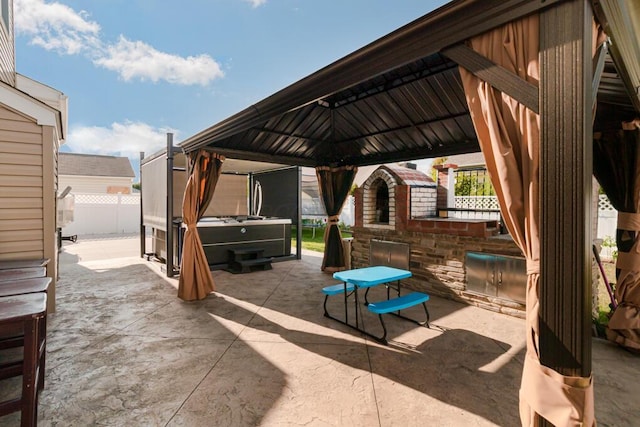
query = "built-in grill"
xmin=351 ymin=163 xmax=526 ymax=316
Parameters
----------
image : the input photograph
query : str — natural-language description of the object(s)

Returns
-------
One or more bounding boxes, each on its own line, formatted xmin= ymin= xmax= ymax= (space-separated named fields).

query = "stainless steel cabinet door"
xmin=466 ymin=252 xmax=498 ymax=297
xmin=495 ymin=255 xmax=526 ymax=303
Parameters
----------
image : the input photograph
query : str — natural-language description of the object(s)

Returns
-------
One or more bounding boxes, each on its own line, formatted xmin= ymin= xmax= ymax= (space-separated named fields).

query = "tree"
xmin=429 ymin=157 xmax=448 ymax=182
xmin=454 ymin=170 xmax=495 ymax=196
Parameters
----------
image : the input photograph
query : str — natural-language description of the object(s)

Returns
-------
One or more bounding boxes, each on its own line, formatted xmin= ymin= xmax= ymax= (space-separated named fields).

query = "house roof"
xmin=0 ymin=79 xmax=65 ymax=141
xmin=180 ymin=0 xmax=640 ymax=169
xmin=59 ymin=153 xmax=135 ymax=178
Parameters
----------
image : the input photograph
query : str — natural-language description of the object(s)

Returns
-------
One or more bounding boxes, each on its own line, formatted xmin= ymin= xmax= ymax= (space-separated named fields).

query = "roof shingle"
xmin=59 ymin=153 xmax=135 ymax=178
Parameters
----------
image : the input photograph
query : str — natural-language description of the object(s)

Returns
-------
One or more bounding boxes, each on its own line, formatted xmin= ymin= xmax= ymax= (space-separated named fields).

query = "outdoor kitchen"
xmin=350 ymin=162 xmax=527 ymax=317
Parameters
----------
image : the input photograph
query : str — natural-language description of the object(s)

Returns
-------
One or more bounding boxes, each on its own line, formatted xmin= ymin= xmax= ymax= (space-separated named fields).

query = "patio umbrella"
xmin=593 ymin=119 xmax=640 ymax=352
xmin=315 ymin=165 xmax=357 ymax=272
xmin=460 ymin=14 xmax=595 ymax=427
xmin=178 ymin=150 xmax=224 ymax=301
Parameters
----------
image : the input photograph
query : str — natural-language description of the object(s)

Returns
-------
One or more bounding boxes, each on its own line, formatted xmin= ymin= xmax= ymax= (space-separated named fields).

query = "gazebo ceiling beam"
xmin=202 ymin=147 xmax=317 ymax=168
xmin=332 ymin=112 xmax=470 ymax=146
xmin=442 ymin=43 xmax=539 ymax=113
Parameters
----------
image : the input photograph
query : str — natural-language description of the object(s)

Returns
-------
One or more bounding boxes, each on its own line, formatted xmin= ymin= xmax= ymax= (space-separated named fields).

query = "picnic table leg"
xmin=343 ymin=282 xmax=348 ymax=325
xmin=354 ymin=286 xmax=359 ymax=329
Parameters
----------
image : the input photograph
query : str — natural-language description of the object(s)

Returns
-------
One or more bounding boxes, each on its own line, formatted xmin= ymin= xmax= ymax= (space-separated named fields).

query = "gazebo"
xmin=177 ymin=0 xmax=640 ymax=425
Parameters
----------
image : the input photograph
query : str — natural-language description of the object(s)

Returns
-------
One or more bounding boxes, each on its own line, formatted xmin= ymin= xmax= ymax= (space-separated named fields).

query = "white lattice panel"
xmin=455 ymin=196 xmax=500 ymax=210
xmin=75 ymin=194 xmax=118 ymax=204
xmin=120 ymin=195 xmax=140 ymax=205
xmin=74 ymin=194 xmax=140 ymax=205
xmin=598 ymin=194 xmax=614 ymax=211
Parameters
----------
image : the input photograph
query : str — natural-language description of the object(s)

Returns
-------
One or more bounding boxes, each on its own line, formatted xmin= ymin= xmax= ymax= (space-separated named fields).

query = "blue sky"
xmin=15 ymin=0 xmax=448 ymax=178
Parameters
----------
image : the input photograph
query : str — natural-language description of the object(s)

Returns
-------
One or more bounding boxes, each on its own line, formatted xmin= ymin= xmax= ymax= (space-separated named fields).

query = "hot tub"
xmin=181 ymin=216 xmax=292 ymax=268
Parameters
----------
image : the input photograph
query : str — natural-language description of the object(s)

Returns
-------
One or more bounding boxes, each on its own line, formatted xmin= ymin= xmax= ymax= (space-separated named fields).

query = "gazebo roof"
xmin=180 ymin=0 xmax=640 ymax=168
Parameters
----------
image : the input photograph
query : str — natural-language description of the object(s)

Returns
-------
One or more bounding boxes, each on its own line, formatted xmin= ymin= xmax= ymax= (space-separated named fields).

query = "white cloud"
xmin=244 ymin=0 xmax=267 ymax=8
xmin=14 ymin=0 xmax=223 ymax=86
xmin=94 ymin=36 xmax=223 ymax=85
xmin=14 ymin=0 xmax=100 ymax=55
xmin=66 ymin=121 xmax=176 ymax=160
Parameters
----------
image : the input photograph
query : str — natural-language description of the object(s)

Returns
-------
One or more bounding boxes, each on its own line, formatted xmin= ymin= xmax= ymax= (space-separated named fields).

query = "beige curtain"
xmin=178 ymin=150 xmax=225 ymax=301
xmin=459 ymin=15 xmax=595 ymax=427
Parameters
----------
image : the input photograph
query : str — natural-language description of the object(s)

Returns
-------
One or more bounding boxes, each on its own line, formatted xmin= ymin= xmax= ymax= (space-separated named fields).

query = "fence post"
xmin=116 ymin=193 xmax=122 ymax=233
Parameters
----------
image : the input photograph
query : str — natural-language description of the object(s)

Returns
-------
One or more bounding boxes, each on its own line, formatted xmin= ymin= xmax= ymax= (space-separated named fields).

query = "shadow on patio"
xmin=1 ymin=235 xmax=638 ymax=426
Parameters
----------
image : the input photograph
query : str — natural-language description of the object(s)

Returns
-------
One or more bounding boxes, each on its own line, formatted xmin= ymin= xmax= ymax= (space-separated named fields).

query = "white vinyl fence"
xmin=597 ymin=194 xmax=618 ymax=260
xmin=62 ymin=193 xmax=140 ymax=236
xmin=63 ymin=193 xmax=616 ymax=253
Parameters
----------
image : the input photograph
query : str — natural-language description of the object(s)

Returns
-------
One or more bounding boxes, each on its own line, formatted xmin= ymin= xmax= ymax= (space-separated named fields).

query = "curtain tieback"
xmin=621 ymin=119 xmax=640 ymax=130
xmin=526 ymin=260 xmax=540 ymax=275
xmin=616 ymin=251 xmax=640 ymax=271
xmin=618 ymin=212 xmax=640 ymax=231
xmin=328 ymin=215 xmax=340 ymax=224
xmin=186 ymin=223 xmax=197 ymax=230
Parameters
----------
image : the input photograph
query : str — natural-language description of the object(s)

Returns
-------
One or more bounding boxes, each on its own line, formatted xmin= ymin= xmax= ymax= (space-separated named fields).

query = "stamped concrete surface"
xmin=1 ymin=234 xmax=638 ymax=426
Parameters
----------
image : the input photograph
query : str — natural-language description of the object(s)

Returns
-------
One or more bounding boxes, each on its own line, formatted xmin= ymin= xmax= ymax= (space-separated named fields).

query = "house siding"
xmin=0 ymin=0 xmax=14 ymax=87
xmin=0 ymin=104 xmax=58 ymax=311
xmin=0 ymin=105 xmax=44 ymax=259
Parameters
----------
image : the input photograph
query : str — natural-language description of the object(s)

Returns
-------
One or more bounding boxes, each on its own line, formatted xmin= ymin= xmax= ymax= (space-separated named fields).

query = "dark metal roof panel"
xmin=180 ymin=0 xmax=564 ymax=164
xmin=179 ymin=0 xmax=636 ymax=168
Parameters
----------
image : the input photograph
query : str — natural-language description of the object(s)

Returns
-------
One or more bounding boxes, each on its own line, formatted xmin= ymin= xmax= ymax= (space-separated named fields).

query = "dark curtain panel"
xmin=315 ymin=165 xmax=357 ymax=272
xmin=178 ymin=150 xmax=224 ymax=301
xmin=593 ymin=120 xmax=640 ymax=352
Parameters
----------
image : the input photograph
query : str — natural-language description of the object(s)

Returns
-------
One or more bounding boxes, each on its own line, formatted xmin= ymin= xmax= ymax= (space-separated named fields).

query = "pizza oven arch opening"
xmin=363 ymin=168 xmax=396 ymax=229
xmin=374 ymin=179 xmax=390 ymax=223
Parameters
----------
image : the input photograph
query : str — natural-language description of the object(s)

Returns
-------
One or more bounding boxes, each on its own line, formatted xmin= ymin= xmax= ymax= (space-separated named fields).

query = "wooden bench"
xmin=0 ymin=293 xmax=47 ymax=426
xmin=226 ymin=248 xmax=272 ymax=274
xmin=0 ymin=267 xmax=47 ymax=283
xmin=0 ymin=259 xmax=49 ymax=271
xmin=0 ymin=279 xmax=51 ymax=345
xmin=367 ymin=292 xmax=430 ymax=343
xmin=0 ymin=277 xmax=52 ymax=298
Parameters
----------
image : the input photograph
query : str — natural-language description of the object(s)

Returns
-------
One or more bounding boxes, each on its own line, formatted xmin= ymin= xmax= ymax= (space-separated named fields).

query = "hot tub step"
xmin=227 ymin=257 xmax=273 ymax=274
xmin=226 ymin=248 xmax=272 ymax=273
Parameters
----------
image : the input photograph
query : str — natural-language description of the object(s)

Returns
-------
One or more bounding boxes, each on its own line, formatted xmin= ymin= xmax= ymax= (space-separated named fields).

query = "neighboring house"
xmin=59 ymin=153 xmax=135 ymax=194
xmin=446 ymin=152 xmax=485 ymax=169
xmin=0 ymin=0 xmax=67 ymax=312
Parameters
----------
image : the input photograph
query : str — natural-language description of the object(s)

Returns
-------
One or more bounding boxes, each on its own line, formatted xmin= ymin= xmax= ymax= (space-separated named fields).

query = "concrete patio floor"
xmin=1 ymin=234 xmax=639 ymax=426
